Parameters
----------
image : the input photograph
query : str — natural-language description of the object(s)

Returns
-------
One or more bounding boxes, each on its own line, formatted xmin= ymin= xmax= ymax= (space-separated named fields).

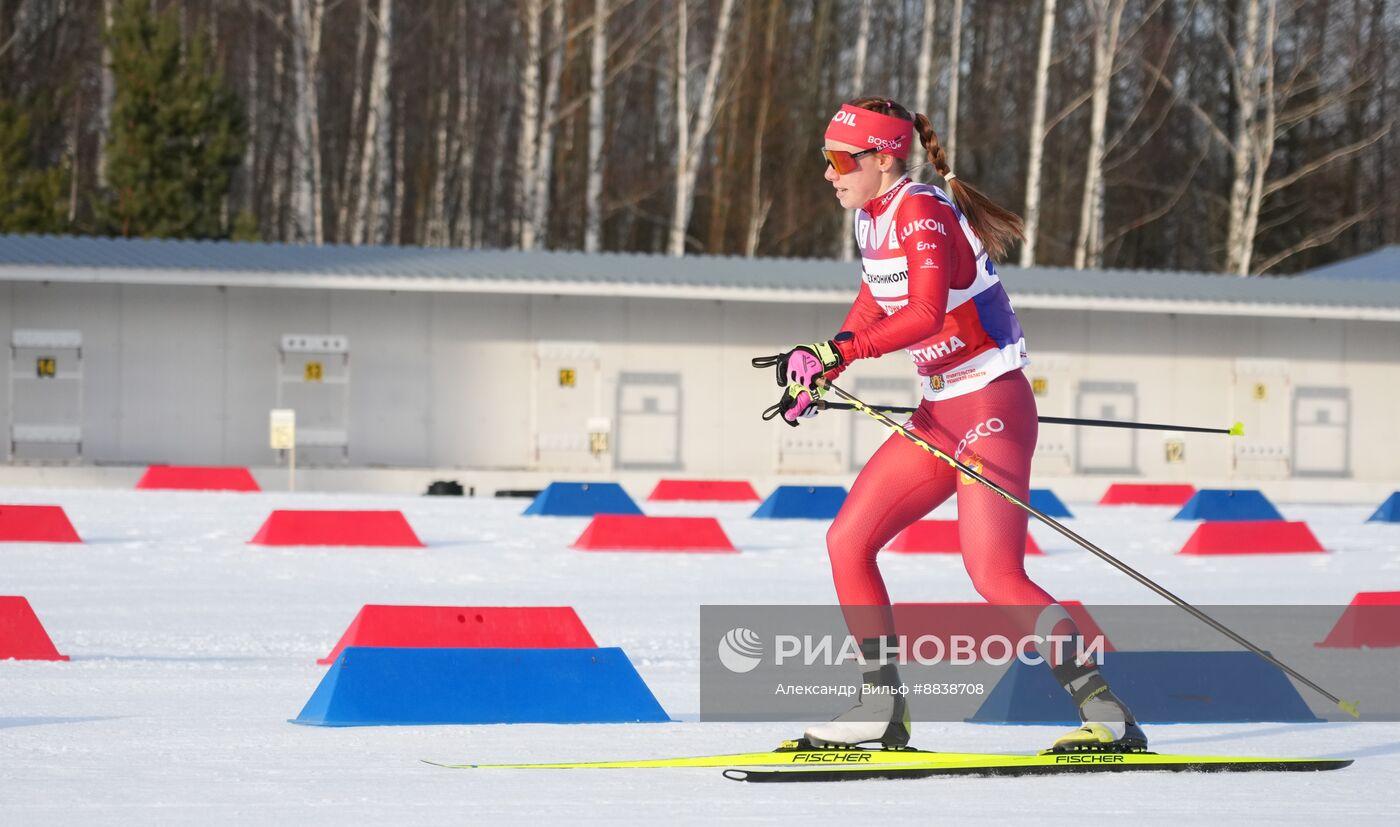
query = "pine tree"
xmin=100 ymin=0 xmax=246 ymax=239
xmin=0 ymin=100 xmax=70 ymax=234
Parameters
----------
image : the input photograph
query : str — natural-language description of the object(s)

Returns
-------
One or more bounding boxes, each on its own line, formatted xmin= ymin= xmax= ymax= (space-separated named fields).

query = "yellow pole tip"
xmin=1229 ymin=422 xmax=1246 ymax=436
xmin=1339 ymin=699 xmax=1361 ymax=719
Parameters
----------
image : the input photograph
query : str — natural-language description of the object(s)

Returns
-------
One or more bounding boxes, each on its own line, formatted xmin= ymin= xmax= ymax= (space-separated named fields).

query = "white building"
xmin=2 ymin=235 xmax=1398 ymax=499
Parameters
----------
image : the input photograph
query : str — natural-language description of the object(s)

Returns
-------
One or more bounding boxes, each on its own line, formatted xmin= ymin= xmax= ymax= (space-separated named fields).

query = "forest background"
xmin=0 ymin=0 xmax=1394 ymax=275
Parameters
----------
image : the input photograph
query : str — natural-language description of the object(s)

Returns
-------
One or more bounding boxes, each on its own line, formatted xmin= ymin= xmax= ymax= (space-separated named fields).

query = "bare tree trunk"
xmin=425 ymin=72 xmax=451 ymax=246
xmin=1226 ymin=0 xmax=1263 ymax=275
xmin=668 ymin=0 xmax=738 ymax=256
xmin=1237 ymin=0 xmax=1279 ymax=275
xmin=840 ymin=0 xmax=873 ymax=261
xmin=1021 ymin=0 xmax=1058 ymax=267
xmin=1073 ymin=0 xmax=1125 ymax=270
xmin=946 ymin=0 xmax=964 ymax=170
xmin=852 ymin=0 xmax=872 ymax=93
xmin=240 ymin=10 xmax=260 ymax=223
xmin=583 ymin=0 xmax=608 ymax=252
xmin=451 ymin=4 xmax=479 ymax=248
xmin=745 ymin=0 xmax=781 ymax=257
xmin=271 ymin=30 xmax=289 ymax=240
xmin=528 ymin=0 xmax=564 ymax=249
xmin=353 ymin=0 xmax=394 ymax=245
xmin=337 ymin=0 xmax=371 ymax=242
xmin=96 ymin=0 xmax=114 ymax=189
xmin=517 ymin=0 xmax=543 ymax=249
xmin=392 ymin=105 xmax=404 ymax=244
xmin=288 ymin=0 xmax=324 ymax=244
xmin=913 ymin=0 xmax=936 ymax=129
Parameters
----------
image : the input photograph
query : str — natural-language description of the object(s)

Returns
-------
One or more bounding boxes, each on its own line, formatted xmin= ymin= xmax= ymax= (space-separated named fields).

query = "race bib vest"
xmin=854 ymin=180 xmax=1029 ymax=402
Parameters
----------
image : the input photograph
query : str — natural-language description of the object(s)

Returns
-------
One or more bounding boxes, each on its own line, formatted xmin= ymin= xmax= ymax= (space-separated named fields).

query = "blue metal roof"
xmin=1299 ymin=246 xmax=1400 ymax=281
xmin=3 ymin=233 xmax=1400 ymax=313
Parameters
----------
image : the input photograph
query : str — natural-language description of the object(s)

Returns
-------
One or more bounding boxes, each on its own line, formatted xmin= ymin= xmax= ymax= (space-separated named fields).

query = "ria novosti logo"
xmin=716 ymin=629 xmax=1107 ymax=672
xmin=718 ymin=627 xmax=764 ymax=673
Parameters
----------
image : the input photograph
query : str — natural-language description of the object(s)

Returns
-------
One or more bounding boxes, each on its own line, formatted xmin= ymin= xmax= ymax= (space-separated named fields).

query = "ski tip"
xmin=1229 ymin=421 xmax=1245 ymax=436
xmin=1339 ymin=699 xmax=1361 ymax=719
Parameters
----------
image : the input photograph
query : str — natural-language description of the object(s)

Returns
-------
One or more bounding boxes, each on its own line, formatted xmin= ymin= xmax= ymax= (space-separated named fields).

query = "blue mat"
xmin=969 ymin=650 xmax=1321 ymax=724
xmin=1174 ymin=489 xmax=1283 ymax=522
xmin=523 ymin=482 xmax=643 ymax=517
xmin=751 ymin=485 xmax=847 ymax=519
xmin=292 ymin=647 xmax=670 ymax=726
xmin=1367 ymin=492 xmax=1400 ymax=523
xmin=1029 ymin=489 xmax=1073 ymax=519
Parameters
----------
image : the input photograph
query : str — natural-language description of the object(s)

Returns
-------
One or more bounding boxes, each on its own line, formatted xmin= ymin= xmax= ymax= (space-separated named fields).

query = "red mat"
xmin=887 ymin=519 xmax=1043 ymax=555
xmin=0 ymin=596 xmax=69 ymax=660
xmin=0 ymin=505 xmax=82 ymax=543
xmin=136 ymin=465 xmax=260 ymax=491
xmin=1098 ymin=483 xmax=1195 ymax=506
xmin=249 ymin=510 xmax=425 ymax=547
xmin=647 ymin=480 xmax=760 ymax=501
xmin=573 ymin=515 xmax=738 ymax=553
xmin=1316 ymin=591 xmax=1400 ymax=648
xmin=319 ymin=604 xmax=597 ymax=664
xmin=1177 ymin=521 xmax=1324 ymax=555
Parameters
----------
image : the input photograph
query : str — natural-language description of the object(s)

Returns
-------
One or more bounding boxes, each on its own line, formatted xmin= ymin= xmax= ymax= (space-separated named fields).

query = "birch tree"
xmin=527 ymin=0 xmax=564 ymax=249
xmin=912 ymin=0 xmax=936 ymax=130
xmin=744 ymin=0 xmax=781 ymax=256
xmin=97 ymin=0 xmax=115 ymax=188
xmin=1221 ymin=0 xmax=1387 ymax=274
xmin=288 ymin=0 xmax=324 ymax=243
xmin=946 ymin=0 xmax=964 ymax=170
xmin=840 ymin=0 xmax=874 ymax=261
xmin=352 ymin=0 xmax=393 ymax=245
xmin=1072 ymin=0 xmax=1126 ymax=270
xmin=336 ymin=0 xmax=371 ymax=242
xmin=1020 ymin=0 xmax=1057 ymax=267
xmin=668 ymin=0 xmax=737 ymax=257
xmin=517 ymin=0 xmax=542 ymax=249
xmin=583 ymin=0 xmax=608 ymax=253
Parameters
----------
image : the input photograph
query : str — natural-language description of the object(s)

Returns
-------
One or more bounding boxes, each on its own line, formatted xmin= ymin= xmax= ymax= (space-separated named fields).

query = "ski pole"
xmin=825 ymin=381 xmax=1360 ymax=719
xmin=816 ymin=401 xmax=1244 ymax=436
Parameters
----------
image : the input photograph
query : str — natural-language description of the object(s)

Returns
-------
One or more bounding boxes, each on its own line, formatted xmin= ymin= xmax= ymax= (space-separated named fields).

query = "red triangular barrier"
xmin=1099 ymin=483 xmax=1195 ymax=506
xmin=0 ymin=505 xmax=82 ymax=543
xmin=318 ymin=604 xmax=598 ymax=664
xmin=136 ymin=465 xmax=260 ymax=491
xmin=1177 ymin=521 xmax=1324 ymax=555
xmin=0 ymin=596 xmax=69 ymax=660
xmin=1316 ymin=592 xmax=1400 ymax=648
xmin=887 ymin=519 xmax=1043 ymax=555
xmin=891 ymin=601 xmax=1115 ymax=658
xmin=572 ymin=515 xmax=738 ymax=553
xmin=249 ymin=510 xmax=424 ymax=547
xmin=647 ymin=480 xmax=760 ymax=501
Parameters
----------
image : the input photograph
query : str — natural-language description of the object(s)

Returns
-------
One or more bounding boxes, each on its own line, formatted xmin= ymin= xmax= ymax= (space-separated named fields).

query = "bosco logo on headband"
xmin=824 ymin=104 xmax=913 ymax=159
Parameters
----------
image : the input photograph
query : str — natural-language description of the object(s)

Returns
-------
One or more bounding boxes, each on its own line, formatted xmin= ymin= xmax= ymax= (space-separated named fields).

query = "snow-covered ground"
xmin=2 ymin=486 xmax=1399 ymax=825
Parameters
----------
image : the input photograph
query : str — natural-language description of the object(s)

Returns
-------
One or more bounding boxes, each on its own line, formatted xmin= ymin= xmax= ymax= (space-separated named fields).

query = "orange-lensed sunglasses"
xmin=822 ymin=146 xmax=881 ymax=175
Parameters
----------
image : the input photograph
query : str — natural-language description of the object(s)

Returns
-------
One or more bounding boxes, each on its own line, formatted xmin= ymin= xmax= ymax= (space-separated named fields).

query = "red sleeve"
xmin=839 ymin=281 xmax=886 ymax=334
xmin=835 ymin=195 xmax=957 ymax=362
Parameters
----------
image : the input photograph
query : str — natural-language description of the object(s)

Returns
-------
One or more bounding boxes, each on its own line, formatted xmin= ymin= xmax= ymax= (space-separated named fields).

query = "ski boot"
xmin=803 ymin=637 xmax=912 ymax=749
xmin=1047 ymin=660 xmax=1148 ymax=753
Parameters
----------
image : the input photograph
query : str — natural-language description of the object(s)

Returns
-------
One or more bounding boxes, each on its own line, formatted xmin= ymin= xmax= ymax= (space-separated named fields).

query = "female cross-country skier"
xmin=754 ymin=98 xmax=1145 ymax=753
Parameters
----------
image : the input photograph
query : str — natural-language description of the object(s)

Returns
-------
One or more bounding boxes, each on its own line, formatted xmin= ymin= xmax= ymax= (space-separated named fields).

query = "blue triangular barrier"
xmin=751 ymin=485 xmax=847 ymax=519
xmin=969 ymin=650 xmax=1321 ymax=724
xmin=523 ymin=482 xmax=642 ymax=517
xmin=291 ymin=647 xmax=670 ymax=726
xmin=1029 ymin=489 xmax=1072 ymax=519
xmin=1173 ymin=489 xmax=1283 ymax=522
xmin=1367 ymin=492 xmax=1400 ymax=523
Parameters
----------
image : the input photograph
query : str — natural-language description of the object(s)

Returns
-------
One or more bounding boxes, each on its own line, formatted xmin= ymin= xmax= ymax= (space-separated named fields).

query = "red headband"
xmin=824 ymin=104 xmax=913 ymax=159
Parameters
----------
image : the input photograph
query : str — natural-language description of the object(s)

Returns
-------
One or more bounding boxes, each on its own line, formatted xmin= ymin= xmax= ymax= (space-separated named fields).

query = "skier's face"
xmin=823 ymin=140 xmax=890 ymax=210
